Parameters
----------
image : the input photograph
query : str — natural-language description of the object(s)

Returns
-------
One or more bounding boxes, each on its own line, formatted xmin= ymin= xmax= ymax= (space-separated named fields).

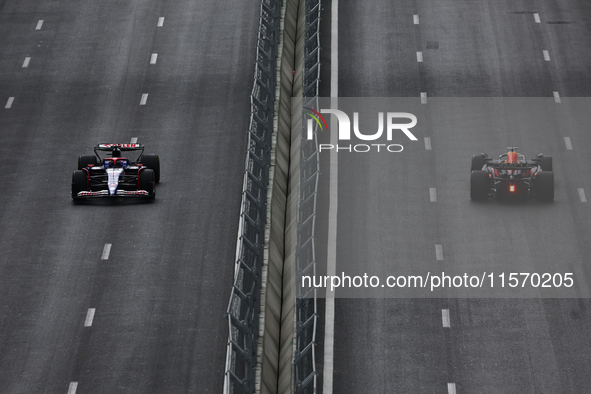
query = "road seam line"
xmin=435 ymin=244 xmax=443 ymax=260
xmin=448 ymin=382 xmax=457 ymax=394
xmin=67 ymin=381 xmax=78 ymax=394
xmin=84 ymin=308 xmax=96 ymax=327
xmin=442 ymin=309 xmax=450 ymax=327
xmin=101 ymin=243 xmax=112 ymax=260
xmin=323 ymin=1 xmax=338 ymax=392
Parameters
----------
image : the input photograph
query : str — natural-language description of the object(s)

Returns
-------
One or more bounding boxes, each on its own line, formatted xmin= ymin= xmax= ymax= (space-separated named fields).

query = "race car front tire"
xmin=470 ymin=170 xmax=489 ymax=200
xmin=142 ymin=154 xmax=160 ymax=184
xmin=78 ymin=155 xmax=98 ymax=170
xmin=538 ymin=155 xmax=553 ymax=172
xmin=535 ymin=171 xmax=554 ymax=201
xmin=139 ymin=169 xmax=156 ymax=199
xmin=72 ymin=170 xmax=88 ymax=199
xmin=471 ymin=154 xmax=487 ymax=171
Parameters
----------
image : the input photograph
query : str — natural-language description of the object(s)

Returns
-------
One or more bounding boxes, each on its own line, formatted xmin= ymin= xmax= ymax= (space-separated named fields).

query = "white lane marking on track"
xmin=417 ymin=51 xmax=423 ymax=62
xmin=35 ymin=20 xmax=44 ymax=30
xmin=442 ymin=309 xmax=451 ymax=327
xmin=68 ymin=382 xmax=78 ymax=394
xmin=130 ymin=137 xmax=138 ymax=143
xmin=421 ymin=92 xmax=427 ymax=104
xmin=150 ymin=53 xmax=158 ymax=64
xmin=564 ymin=137 xmax=573 ymax=150
xmin=101 ymin=243 xmax=112 ymax=260
xmin=413 ymin=14 xmax=419 ymax=25
xmin=5 ymin=97 xmax=14 ymax=108
xmin=157 ymin=17 xmax=164 ymax=27
xmin=543 ymin=50 xmax=550 ymax=61
xmin=84 ymin=308 xmax=96 ymax=327
xmin=323 ymin=2 xmax=338 ymax=393
xmin=424 ymin=137 xmax=432 ymax=150
xmin=435 ymin=244 xmax=443 ymax=260
xmin=578 ymin=188 xmax=587 ymax=203
xmin=23 ymin=57 xmax=31 ymax=68
xmin=553 ymin=91 xmax=561 ymax=103
xmin=534 ymin=13 xmax=541 ymax=23
xmin=430 ymin=187 xmax=437 ymax=202
xmin=140 ymin=93 xmax=149 ymax=105
xmin=448 ymin=382 xmax=457 ymax=394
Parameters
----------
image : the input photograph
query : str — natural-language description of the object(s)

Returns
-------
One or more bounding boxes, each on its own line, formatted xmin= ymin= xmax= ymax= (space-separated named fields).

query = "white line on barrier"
xmin=417 ymin=51 xmax=423 ymax=62
xmin=442 ymin=309 xmax=451 ymax=327
xmin=564 ymin=137 xmax=573 ymax=150
xmin=5 ymin=97 xmax=14 ymax=109
xmin=150 ymin=53 xmax=158 ymax=64
xmin=534 ymin=13 xmax=541 ymax=23
xmin=101 ymin=243 xmax=111 ymax=260
xmin=543 ymin=50 xmax=550 ymax=61
xmin=414 ymin=14 xmax=419 ymax=25
xmin=157 ymin=17 xmax=164 ymax=27
xmin=435 ymin=244 xmax=443 ymax=260
xmin=323 ymin=2 xmax=339 ymax=393
xmin=140 ymin=93 xmax=148 ymax=105
xmin=553 ymin=91 xmax=561 ymax=103
xmin=23 ymin=57 xmax=31 ymax=68
xmin=578 ymin=188 xmax=587 ymax=203
xmin=430 ymin=188 xmax=437 ymax=202
xmin=36 ymin=20 xmax=44 ymax=30
xmin=68 ymin=382 xmax=78 ymax=394
xmin=448 ymin=382 xmax=457 ymax=394
xmin=84 ymin=308 xmax=96 ymax=327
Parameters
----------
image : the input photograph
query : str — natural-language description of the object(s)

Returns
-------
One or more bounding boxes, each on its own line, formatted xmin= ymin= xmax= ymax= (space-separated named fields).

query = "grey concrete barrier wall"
xmin=257 ymin=0 xmax=304 ymax=392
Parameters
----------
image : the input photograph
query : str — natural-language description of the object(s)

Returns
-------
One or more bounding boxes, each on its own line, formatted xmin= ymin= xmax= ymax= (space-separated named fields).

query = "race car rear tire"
xmin=538 ymin=155 xmax=553 ymax=171
xmin=78 ymin=155 xmax=98 ymax=170
xmin=471 ymin=154 xmax=487 ymax=171
xmin=139 ymin=169 xmax=156 ymax=199
xmin=72 ymin=170 xmax=88 ymax=199
xmin=535 ymin=171 xmax=554 ymax=202
xmin=470 ymin=170 xmax=489 ymax=200
xmin=142 ymin=154 xmax=160 ymax=184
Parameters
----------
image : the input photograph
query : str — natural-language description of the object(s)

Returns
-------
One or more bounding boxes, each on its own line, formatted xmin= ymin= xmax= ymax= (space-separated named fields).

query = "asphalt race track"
xmin=0 ymin=0 xmax=258 ymax=392
xmin=317 ymin=0 xmax=591 ymax=393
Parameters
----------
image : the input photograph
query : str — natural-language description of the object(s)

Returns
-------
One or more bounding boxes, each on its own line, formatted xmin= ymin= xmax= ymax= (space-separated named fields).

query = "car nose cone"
xmin=106 ymin=169 xmax=123 ymax=195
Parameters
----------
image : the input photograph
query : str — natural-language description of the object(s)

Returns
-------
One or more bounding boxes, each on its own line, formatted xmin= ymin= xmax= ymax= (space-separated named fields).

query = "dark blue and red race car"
xmin=470 ymin=147 xmax=553 ymax=201
xmin=72 ymin=143 xmax=160 ymax=200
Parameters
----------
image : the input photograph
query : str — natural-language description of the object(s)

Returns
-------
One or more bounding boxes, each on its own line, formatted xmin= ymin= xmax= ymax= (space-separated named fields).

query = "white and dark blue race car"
xmin=72 ymin=143 xmax=160 ymax=200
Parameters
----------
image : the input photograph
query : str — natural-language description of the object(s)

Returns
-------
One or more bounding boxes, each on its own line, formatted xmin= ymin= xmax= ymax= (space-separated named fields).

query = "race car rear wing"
xmin=96 ymin=143 xmax=144 ymax=151
xmin=94 ymin=143 xmax=145 ymax=160
xmin=486 ymin=162 xmax=536 ymax=169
